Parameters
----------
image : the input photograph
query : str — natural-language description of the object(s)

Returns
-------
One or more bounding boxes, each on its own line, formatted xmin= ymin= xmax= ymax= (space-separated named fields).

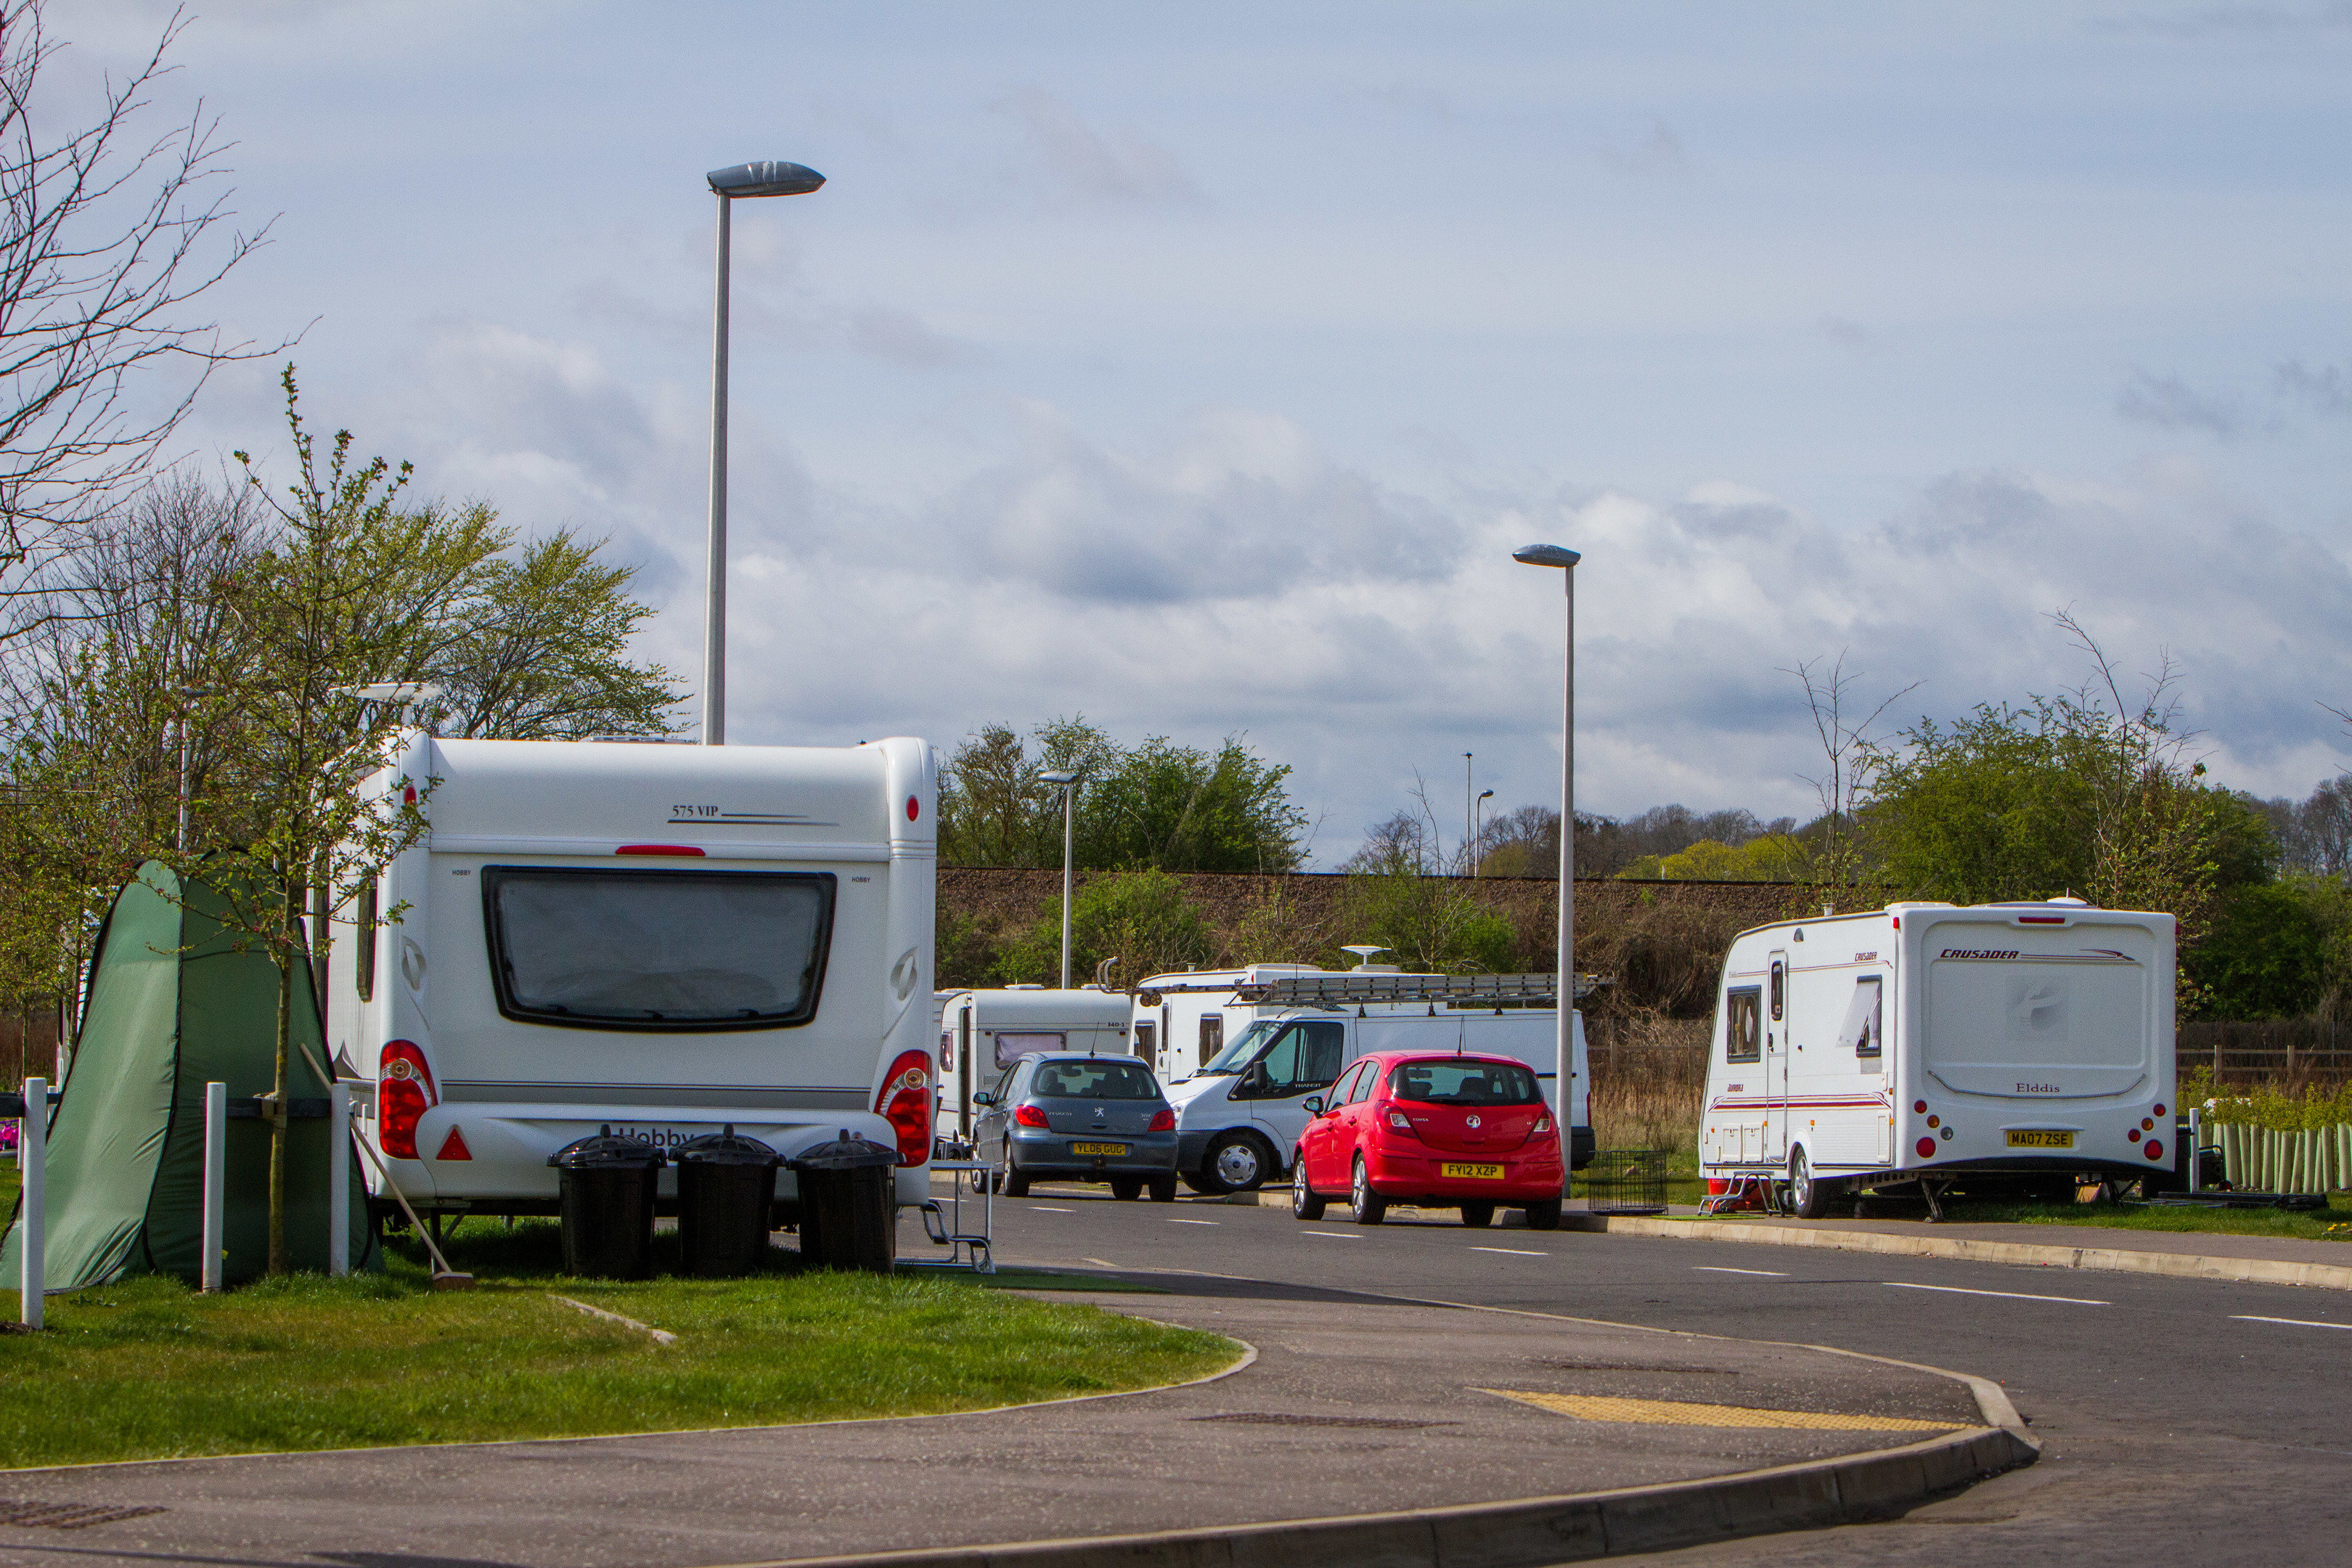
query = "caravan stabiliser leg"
xmin=1920 ymin=1179 xmax=1948 ymax=1223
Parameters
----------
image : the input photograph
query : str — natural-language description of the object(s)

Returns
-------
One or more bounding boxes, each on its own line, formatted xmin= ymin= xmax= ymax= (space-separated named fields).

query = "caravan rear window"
xmin=481 ymin=867 xmax=835 ymax=1031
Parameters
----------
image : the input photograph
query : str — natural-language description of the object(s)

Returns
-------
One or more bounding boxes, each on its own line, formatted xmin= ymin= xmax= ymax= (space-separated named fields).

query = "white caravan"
xmin=936 ymin=987 xmax=1135 ymax=1143
xmin=1134 ymin=966 xmax=1595 ymax=1193
xmin=1700 ymin=899 xmax=2178 ymax=1217
xmin=326 ymin=735 xmax=939 ymax=1221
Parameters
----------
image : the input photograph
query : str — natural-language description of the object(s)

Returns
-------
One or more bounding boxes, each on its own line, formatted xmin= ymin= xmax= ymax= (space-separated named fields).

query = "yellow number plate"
xmin=1441 ymin=1161 xmax=1506 ymax=1180
xmin=1070 ymin=1142 xmax=1129 ymax=1156
xmin=2005 ymin=1130 xmax=2075 ymax=1149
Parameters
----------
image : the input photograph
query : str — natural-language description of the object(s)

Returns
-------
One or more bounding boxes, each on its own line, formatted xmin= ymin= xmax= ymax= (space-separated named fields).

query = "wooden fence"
xmin=2177 ymin=1021 xmax=2352 ymax=1086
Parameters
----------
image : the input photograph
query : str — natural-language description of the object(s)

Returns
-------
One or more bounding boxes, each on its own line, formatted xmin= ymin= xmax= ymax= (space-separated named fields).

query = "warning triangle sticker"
xmin=436 ymin=1126 xmax=473 ymax=1161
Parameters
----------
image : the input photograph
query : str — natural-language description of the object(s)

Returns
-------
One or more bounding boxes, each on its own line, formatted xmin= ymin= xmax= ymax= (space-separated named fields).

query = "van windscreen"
xmin=481 ymin=867 xmax=834 ymax=1030
xmin=1387 ymin=1060 xmax=1541 ymax=1106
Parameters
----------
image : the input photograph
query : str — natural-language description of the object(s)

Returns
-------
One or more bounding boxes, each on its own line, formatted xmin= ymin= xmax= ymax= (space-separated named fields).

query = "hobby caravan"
xmin=326 ymin=734 xmax=939 ymax=1222
xmin=1699 ymin=899 xmax=2177 ymax=1217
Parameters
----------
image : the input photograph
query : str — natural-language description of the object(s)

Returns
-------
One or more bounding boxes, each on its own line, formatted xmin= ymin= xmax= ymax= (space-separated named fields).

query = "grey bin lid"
xmin=675 ymin=1124 xmax=780 ymax=1169
xmin=790 ymin=1128 xmax=900 ymax=1172
xmin=548 ymin=1124 xmax=667 ymax=1169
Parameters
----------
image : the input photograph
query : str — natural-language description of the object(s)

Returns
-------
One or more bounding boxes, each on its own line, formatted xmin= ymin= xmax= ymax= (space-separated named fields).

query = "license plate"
xmin=1071 ymin=1142 xmax=1129 ymax=1156
xmin=1441 ymin=1161 xmax=1506 ymax=1180
xmin=2006 ymin=1130 xmax=2075 ymax=1149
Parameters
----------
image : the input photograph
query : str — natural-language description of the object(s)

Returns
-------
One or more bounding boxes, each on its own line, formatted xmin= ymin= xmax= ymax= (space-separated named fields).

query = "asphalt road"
xmin=981 ymin=1185 xmax=2352 ymax=1566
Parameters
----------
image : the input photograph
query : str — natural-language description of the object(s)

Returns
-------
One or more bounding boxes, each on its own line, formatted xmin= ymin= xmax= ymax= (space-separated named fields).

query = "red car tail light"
xmin=1014 ymin=1103 xmax=1050 ymax=1129
xmin=1148 ymin=1107 xmax=1176 ymax=1132
xmin=1385 ymin=1109 xmax=1416 ymax=1134
xmin=876 ymin=1049 xmax=933 ymax=1166
xmin=378 ymin=1040 xmax=436 ymax=1159
xmin=1532 ymin=1115 xmax=1553 ymax=1135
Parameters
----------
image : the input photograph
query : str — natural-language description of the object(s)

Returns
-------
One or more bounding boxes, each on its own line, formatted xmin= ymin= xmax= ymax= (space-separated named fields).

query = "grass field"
xmin=1944 ymin=1191 xmax=2352 ymax=1243
xmin=0 ymin=1212 xmax=1235 ymax=1470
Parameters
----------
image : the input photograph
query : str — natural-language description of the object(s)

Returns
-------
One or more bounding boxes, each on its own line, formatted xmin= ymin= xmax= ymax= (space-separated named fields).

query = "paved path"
xmin=992 ymin=1181 xmax=2352 ymax=1565
xmin=0 ymin=1281 xmax=1984 ymax=1568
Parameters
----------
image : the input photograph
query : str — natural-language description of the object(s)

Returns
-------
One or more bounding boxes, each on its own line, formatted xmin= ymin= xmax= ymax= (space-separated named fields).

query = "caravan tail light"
xmin=876 ymin=1050 xmax=933 ymax=1166
xmin=378 ymin=1040 xmax=436 ymax=1159
xmin=1013 ymin=1103 xmax=1050 ymax=1129
xmin=2144 ymin=1138 xmax=2165 ymax=1161
xmin=1148 ymin=1108 xmax=1176 ymax=1132
xmin=1915 ymin=1137 xmax=1937 ymax=1159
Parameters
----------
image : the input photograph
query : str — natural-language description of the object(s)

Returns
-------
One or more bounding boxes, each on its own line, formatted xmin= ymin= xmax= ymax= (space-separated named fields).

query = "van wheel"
xmin=1524 ymin=1198 xmax=1562 ymax=1230
xmin=1002 ymin=1158 xmax=1030 ymax=1198
xmin=1206 ymin=1131 xmax=1271 ymax=1193
xmin=1789 ymin=1148 xmax=1831 ymax=1220
xmin=1110 ymin=1176 xmax=1143 ymax=1201
xmin=1460 ymin=1201 xmax=1495 ymax=1228
xmin=1293 ymin=1157 xmax=1327 ymax=1220
xmin=1148 ymin=1174 xmax=1178 ymax=1203
xmin=1350 ymin=1156 xmax=1388 ymax=1225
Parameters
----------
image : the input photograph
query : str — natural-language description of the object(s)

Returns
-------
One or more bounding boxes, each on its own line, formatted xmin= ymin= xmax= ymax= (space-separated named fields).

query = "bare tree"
xmin=0 ymin=1 xmax=279 ymax=590
xmin=1784 ymin=650 xmax=1918 ymax=891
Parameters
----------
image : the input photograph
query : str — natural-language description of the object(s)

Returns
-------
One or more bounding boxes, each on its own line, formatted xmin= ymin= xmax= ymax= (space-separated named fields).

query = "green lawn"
xmin=1968 ymin=1192 xmax=2352 ymax=1244
xmin=0 ymin=1212 xmax=1236 ymax=1470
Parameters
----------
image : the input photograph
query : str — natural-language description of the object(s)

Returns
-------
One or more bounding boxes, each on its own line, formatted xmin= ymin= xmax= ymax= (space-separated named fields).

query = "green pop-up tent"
xmin=1 ymin=860 xmax=372 ymax=1290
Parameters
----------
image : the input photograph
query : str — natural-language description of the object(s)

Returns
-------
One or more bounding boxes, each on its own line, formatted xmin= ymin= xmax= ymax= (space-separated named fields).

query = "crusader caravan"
xmin=1699 ymin=899 xmax=2178 ymax=1217
xmin=936 ymin=987 xmax=1135 ymax=1143
xmin=326 ymin=735 xmax=939 ymax=1223
xmin=1134 ymin=965 xmax=1596 ymax=1193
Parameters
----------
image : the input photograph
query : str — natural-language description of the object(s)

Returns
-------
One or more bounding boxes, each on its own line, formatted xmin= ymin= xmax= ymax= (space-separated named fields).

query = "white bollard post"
xmin=328 ymin=1083 xmax=349 ymax=1278
xmin=201 ymin=1081 xmax=226 ymax=1293
xmin=20 ymin=1077 xmax=44 ymax=1330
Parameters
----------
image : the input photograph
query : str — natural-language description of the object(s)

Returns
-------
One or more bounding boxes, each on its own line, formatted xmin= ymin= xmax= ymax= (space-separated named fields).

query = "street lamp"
xmin=1514 ymin=542 xmax=1580 ymax=1187
xmin=702 ymin=158 xmax=825 ymax=746
xmin=1039 ymin=769 xmax=1080 ymax=988
xmin=1475 ymin=788 xmax=1494 ymax=875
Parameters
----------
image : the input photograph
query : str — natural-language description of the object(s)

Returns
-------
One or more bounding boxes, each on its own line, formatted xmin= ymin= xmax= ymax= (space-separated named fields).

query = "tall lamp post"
xmin=1040 ymin=769 xmax=1080 ymax=987
xmin=1513 ymin=542 xmax=1580 ymax=1185
xmin=702 ymin=159 xmax=825 ymax=746
xmin=1475 ymin=788 xmax=1494 ymax=875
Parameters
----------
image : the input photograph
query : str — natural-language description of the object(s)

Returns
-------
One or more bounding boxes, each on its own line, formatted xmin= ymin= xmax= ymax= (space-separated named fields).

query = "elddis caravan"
xmin=325 ymin=734 xmax=939 ymax=1222
xmin=936 ymin=987 xmax=1133 ymax=1143
xmin=1700 ymin=899 xmax=2177 ymax=1217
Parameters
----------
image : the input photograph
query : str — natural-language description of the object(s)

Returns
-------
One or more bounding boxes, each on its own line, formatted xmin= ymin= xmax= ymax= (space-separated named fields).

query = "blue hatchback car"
xmin=972 ymin=1052 xmax=1180 ymax=1201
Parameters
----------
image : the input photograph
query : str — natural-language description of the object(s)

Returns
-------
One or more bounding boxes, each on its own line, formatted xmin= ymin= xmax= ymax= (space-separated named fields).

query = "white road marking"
xmin=1470 ymin=1246 xmax=1549 ymax=1257
xmin=1083 ymin=1257 xmax=1119 ymax=1268
xmin=1696 ymin=1266 xmax=1789 ymax=1276
xmin=1028 ymin=1206 xmax=1074 ymax=1212
xmin=2232 ymin=1315 xmax=2352 ymax=1331
xmin=1885 ymin=1282 xmax=2107 ymax=1306
xmin=1302 ymin=1230 xmax=1364 ymax=1239
xmin=1167 ymin=1218 xmax=1220 ymax=1225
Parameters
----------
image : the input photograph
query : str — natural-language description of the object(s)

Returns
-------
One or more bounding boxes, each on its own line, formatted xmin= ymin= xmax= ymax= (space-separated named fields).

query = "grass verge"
xmin=1973 ymin=1192 xmax=2352 ymax=1244
xmin=0 ymin=1214 xmax=1235 ymax=1470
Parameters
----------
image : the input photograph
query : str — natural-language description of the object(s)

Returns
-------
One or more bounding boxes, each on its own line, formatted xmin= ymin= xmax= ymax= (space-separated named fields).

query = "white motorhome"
xmin=326 ymin=735 xmax=939 ymax=1222
xmin=1134 ymin=966 xmax=1595 ymax=1193
xmin=1700 ymin=899 xmax=2179 ymax=1217
xmin=936 ymin=987 xmax=1135 ymax=1143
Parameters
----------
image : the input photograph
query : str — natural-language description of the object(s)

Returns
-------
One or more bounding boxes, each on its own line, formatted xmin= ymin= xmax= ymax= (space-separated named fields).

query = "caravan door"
xmin=1764 ymin=950 xmax=1790 ymax=1164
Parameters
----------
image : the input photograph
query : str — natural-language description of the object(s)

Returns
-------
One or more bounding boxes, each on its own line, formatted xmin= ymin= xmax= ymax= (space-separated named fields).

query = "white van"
xmin=326 ymin=734 xmax=939 ymax=1221
xmin=1700 ymin=899 xmax=2179 ymax=1217
xmin=936 ymin=987 xmax=1134 ymax=1143
xmin=1135 ymin=966 xmax=1594 ymax=1193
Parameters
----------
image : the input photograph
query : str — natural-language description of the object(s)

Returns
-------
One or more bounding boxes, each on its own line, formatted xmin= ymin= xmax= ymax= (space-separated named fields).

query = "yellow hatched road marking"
xmin=1478 ymin=1388 xmax=1971 ymax=1432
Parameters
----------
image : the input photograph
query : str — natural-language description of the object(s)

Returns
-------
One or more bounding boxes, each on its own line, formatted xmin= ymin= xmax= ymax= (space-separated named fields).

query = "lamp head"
xmin=1513 ymin=543 xmax=1581 ymax=568
xmin=707 ymin=160 xmax=826 ymax=198
xmin=1038 ymin=769 xmax=1079 ymax=788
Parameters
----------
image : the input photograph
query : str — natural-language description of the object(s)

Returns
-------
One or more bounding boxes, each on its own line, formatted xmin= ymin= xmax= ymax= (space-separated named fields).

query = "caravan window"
xmin=480 ymin=867 xmax=834 ymax=1031
xmin=356 ymin=878 xmax=379 ymax=1003
xmin=1134 ymin=1021 xmax=1156 ymax=1061
xmin=994 ymin=1032 xmax=1064 ymax=1071
xmin=1199 ymin=1014 xmax=1223 ymax=1061
xmin=1725 ymin=987 xmax=1762 ymax=1063
xmin=1840 ymin=977 xmax=1884 ymax=1058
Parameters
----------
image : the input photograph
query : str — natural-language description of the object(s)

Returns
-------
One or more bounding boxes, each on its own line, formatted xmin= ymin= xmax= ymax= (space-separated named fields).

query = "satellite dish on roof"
xmin=1341 ymin=944 xmax=1391 ymax=972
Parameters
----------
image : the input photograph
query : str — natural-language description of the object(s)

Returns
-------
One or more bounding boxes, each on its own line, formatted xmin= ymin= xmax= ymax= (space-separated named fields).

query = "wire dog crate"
xmin=1581 ymin=1148 xmax=1668 ymax=1215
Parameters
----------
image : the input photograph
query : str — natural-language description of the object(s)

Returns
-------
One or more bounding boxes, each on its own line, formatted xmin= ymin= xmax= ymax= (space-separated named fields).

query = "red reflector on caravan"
xmin=2017 ymin=914 xmax=2066 ymax=924
xmin=436 ymin=1127 xmax=473 ymax=1161
xmin=616 ymin=844 xmax=706 ymax=857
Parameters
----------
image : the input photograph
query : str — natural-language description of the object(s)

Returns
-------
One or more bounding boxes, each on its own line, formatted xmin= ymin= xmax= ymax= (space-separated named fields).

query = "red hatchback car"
xmin=1291 ymin=1050 xmax=1564 ymax=1229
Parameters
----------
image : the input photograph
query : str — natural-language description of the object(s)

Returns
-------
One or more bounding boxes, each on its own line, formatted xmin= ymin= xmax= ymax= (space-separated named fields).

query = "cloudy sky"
xmin=65 ymin=1 xmax=2352 ymax=865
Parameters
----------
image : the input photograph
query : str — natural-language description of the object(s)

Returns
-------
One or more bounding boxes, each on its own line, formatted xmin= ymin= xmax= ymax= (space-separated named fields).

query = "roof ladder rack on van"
xmin=1230 ymin=972 xmax=1606 ymax=1007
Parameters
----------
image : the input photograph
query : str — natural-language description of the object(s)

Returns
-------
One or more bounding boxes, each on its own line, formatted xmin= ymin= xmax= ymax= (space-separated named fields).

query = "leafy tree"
xmin=2187 ymin=880 xmax=2351 ymax=1021
xmin=1339 ymin=854 xmax=1516 ymax=973
xmin=1620 ymin=833 xmax=1808 ymax=882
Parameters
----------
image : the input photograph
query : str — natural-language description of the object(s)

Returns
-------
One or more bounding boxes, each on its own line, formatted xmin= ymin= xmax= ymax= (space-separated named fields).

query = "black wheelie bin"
xmin=549 ymin=1127 xmax=663 ymax=1278
xmin=675 ymin=1126 xmax=781 ymax=1277
xmin=791 ymin=1129 xmax=898 ymax=1273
